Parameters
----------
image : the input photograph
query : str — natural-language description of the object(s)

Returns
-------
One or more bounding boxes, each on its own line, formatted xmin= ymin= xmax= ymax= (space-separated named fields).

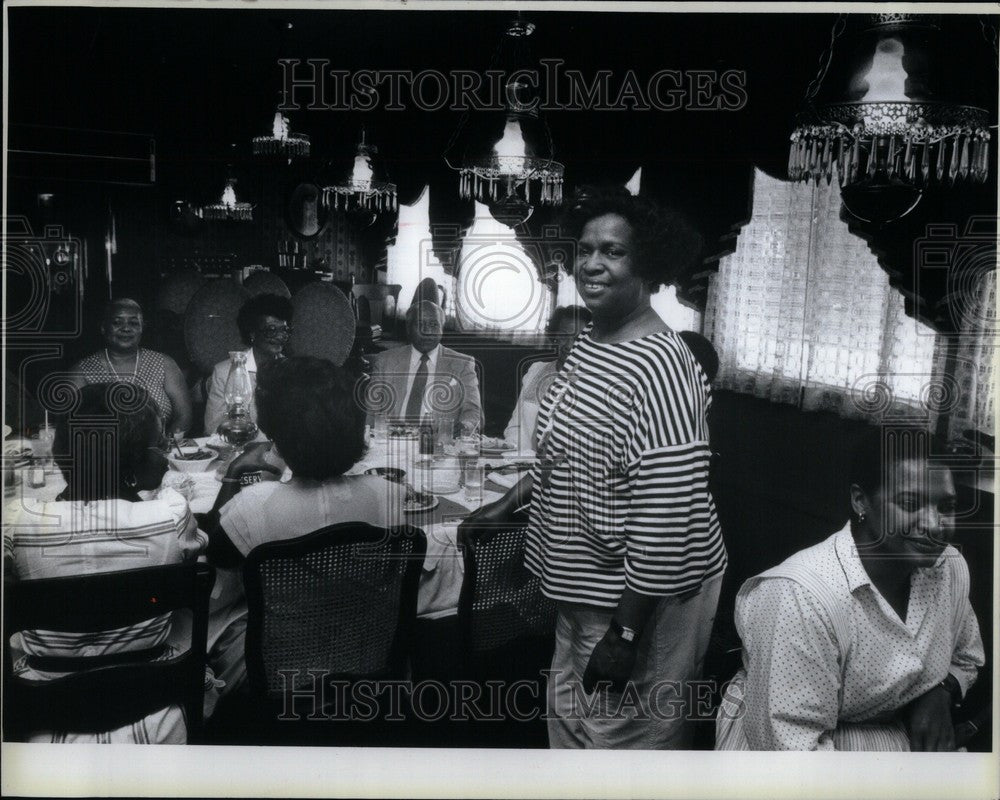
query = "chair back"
xmin=3 ymin=562 xmax=215 ymax=741
xmin=458 ymin=526 xmax=556 ymax=653
xmin=242 ymin=523 xmax=426 ymax=697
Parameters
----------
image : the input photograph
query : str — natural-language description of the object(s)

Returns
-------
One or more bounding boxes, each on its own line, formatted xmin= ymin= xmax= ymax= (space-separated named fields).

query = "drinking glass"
xmin=30 ymin=429 xmax=54 ymax=467
xmin=462 ymin=460 xmax=483 ymax=505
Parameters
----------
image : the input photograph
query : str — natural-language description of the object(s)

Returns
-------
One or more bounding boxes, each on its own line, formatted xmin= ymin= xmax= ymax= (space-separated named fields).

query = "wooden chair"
xmin=235 ymin=523 xmax=426 ymax=745
xmin=3 ymin=562 xmax=215 ymax=743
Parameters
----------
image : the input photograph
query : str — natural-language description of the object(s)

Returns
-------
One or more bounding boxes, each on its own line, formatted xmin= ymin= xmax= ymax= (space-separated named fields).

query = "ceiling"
xmin=7 ymin=5 xmax=998 ymax=328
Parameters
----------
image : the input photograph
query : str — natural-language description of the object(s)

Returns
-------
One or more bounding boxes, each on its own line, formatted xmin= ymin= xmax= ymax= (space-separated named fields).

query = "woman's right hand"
xmin=458 ymin=495 xmax=516 ymax=546
xmin=225 ymin=441 xmax=282 ymax=481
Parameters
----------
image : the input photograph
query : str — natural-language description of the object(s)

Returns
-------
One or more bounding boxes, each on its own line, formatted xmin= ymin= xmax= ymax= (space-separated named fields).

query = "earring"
xmin=250 ymin=335 xmax=255 ymax=345
xmin=858 ymin=512 xmax=866 ymax=524
xmin=124 ymin=471 xmax=137 ymax=489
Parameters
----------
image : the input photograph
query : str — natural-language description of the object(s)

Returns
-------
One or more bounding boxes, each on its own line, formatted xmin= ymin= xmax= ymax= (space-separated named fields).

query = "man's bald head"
xmin=406 ymin=301 xmax=444 ymax=354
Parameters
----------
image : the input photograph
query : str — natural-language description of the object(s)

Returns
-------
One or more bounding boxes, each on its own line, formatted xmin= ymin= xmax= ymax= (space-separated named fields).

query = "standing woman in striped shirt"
xmin=461 ymin=186 xmax=727 ymax=749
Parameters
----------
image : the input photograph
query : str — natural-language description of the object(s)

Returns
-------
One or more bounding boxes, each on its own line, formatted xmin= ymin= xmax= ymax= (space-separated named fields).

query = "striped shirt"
xmin=4 ymin=487 xmax=207 ymax=743
xmin=524 ymin=327 xmax=727 ymax=607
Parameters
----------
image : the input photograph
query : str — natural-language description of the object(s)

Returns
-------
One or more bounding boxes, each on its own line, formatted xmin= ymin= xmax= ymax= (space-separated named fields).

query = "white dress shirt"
xmin=401 ymin=344 xmax=440 ymax=419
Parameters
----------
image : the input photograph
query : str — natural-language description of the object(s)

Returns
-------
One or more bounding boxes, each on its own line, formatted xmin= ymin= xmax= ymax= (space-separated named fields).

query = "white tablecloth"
xmin=6 ymin=437 xmax=499 ymax=620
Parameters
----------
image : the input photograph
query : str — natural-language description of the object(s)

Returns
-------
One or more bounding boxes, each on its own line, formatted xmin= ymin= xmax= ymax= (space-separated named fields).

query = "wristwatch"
xmin=610 ymin=618 xmax=640 ymax=645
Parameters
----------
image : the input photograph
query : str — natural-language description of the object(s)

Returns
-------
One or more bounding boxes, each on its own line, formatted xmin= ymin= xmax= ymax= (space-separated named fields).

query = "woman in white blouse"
xmin=716 ymin=425 xmax=985 ymax=751
xmin=502 ymin=306 xmax=590 ymax=454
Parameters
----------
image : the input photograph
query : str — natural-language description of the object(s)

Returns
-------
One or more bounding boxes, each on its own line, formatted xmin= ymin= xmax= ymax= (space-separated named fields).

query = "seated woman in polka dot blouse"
xmin=716 ymin=425 xmax=985 ymax=751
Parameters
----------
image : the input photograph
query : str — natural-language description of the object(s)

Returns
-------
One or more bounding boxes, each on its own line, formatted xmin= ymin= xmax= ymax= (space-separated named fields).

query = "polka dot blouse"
xmin=716 ymin=523 xmax=984 ymax=750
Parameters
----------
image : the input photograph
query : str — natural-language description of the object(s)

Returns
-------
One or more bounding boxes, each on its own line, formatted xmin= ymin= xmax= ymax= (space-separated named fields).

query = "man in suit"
xmin=368 ymin=301 xmax=482 ymax=435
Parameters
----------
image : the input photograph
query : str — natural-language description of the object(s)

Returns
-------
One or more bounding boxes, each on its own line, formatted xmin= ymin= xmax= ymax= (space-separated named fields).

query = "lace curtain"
xmin=704 ymin=168 xmax=939 ymax=422
xmin=934 ymin=268 xmax=997 ymax=440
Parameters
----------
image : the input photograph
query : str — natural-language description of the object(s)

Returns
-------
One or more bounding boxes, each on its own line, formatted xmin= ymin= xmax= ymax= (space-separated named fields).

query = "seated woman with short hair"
xmin=203 ymin=356 xmax=404 ymax=693
xmin=715 ymin=425 xmax=985 ymax=751
xmin=4 ymin=382 xmax=207 ymax=743
xmin=203 ymin=293 xmax=293 ymax=437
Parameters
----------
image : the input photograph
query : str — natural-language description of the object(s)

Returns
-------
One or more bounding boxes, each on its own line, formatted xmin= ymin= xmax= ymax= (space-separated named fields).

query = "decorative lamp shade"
xmin=184 ymin=280 xmax=252 ymax=374
xmin=459 ymin=112 xmax=564 ymax=211
xmin=322 ymin=132 xmax=398 ymax=216
xmin=789 ymin=14 xmax=992 ymax=224
xmin=243 ymin=271 xmax=291 ymax=299
xmin=200 ymin=178 xmax=254 ymax=222
xmin=287 ymin=282 xmax=356 ymax=367
xmin=252 ymin=109 xmax=310 ymax=160
xmin=449 ymin=17 xmax=564 ymax=217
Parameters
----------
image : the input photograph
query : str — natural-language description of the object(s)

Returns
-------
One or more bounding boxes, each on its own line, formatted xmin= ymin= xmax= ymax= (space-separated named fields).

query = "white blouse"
xmin=502 ymin=360 xmax=557 ymax=454
xmin=716 ymin=524 xmax=985 ymax=750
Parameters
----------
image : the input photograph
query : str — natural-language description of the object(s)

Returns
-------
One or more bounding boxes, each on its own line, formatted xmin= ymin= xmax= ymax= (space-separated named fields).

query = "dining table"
xmin=4 ymin=432 xmax=529 ymax=624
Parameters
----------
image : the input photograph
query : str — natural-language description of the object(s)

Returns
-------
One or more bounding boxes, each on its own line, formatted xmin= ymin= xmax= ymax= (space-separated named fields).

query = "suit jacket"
xmin=368 ymin=345 xmax=482 ymax=435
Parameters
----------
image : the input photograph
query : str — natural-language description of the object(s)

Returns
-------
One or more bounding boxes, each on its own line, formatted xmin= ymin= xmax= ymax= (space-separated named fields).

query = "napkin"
xmin=442 ymin=487 xmax=506 ymax=512
xmin=418 ymin=522 xmax=465 ymax=620
xmin=485 ymin=463 xmax=532 ymax=490
xmin=156 ymin=471 xmax=224 ymax=515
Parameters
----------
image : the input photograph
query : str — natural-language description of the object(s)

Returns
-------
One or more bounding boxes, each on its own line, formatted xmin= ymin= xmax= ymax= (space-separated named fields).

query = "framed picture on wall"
xmin=285 ymin=182 xmax=328 ymax=240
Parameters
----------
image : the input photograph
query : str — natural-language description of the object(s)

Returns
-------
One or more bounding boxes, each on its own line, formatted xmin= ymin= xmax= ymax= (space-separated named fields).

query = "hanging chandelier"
xmin=321 ymin=130 xmax=397 ymax=215
xmin=199 ymin=177 xmax=254 ymax=222
xmin=788 ymin=13 xmax=993 ymax=224
xmin=449 ymin=18 xmax=564 ymax=223
xmin=252 ymin=109 xmax=310 ymax=160
xmin=458 ymin=112 xmax=565 ymax=209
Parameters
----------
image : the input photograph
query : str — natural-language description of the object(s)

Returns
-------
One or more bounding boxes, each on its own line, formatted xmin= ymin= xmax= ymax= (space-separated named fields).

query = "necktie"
xmin=404 ymin=354 xmax=430 ymax=419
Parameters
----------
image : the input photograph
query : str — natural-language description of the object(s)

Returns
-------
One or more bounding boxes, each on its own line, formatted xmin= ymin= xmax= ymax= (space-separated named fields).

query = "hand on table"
xmin=226 ymin=441 xmax=282 ymax=481
xmin=457 ymin=495 xmax=515 ymax=547
xmin=905 ymin=684 xmax=956 ymax=751
xmin=582 ymin=628 xmax=638 ymax=695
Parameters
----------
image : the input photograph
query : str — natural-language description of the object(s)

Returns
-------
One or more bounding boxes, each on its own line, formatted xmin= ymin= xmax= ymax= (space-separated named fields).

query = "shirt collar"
xmin=244 ymin=348 xmax=257 ymax=373
xmin=834 ymin=520 xmax=950 ymax=595
xmin=834 ymin=522 xmax=874 ymax=593
xmin=409 ymin=344 xmax=440 ymax=371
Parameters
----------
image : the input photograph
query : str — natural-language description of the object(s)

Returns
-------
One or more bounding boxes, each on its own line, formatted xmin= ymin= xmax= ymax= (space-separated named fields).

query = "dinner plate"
xmin=479 ymin=439 xmax=516 ymax=455
xmin=404 ymin=493 xmax=439 ymax=514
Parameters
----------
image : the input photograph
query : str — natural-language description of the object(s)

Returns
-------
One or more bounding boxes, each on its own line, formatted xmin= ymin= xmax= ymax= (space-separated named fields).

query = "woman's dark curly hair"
xmin=559 ymin=185 xmax=704 ymax=290
xmin=237 ymin=293 xmax=294 ymax=345
xmin=255 ymin=356 xmax=366 ymax=481
xmin=54 ymin=382 xmax=160 ymax=497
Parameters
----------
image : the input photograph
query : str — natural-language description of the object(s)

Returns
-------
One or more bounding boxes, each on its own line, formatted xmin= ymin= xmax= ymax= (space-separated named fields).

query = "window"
xmin=934 ymin=267 xmax=997 ymax=439
xmin=455 ymin=203 xmax=548 ymax=334
xmin=705 ymin=168 xmax=938 ymax=420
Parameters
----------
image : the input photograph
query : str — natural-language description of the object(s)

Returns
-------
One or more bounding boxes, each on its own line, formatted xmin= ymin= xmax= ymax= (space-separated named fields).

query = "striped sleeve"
xmin=621 ymin=341 xmax=722 ymax=596
xmin=623 ymin=441 xmax=719 ymax=595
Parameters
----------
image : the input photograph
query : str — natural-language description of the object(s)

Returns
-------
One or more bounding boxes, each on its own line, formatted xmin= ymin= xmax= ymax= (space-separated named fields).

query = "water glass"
xmin=433 ymin=415 xmax=454 ymax=455
xmin=463 ymin=460 xmax=483 ymax=505
xmin=30 ymin=430 xmax=54 ymax=467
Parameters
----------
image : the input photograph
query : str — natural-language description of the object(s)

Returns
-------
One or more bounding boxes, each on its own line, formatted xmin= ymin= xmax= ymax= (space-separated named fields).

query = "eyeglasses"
xmin=258 ymin=324 xmax=293 ymax=337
